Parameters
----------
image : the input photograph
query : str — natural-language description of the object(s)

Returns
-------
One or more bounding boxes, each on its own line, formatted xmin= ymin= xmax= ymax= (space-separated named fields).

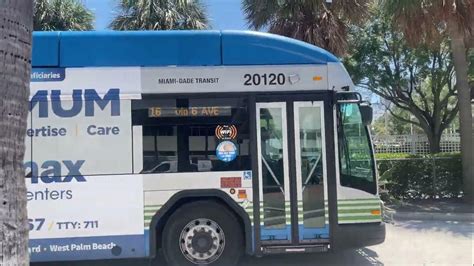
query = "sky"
xmin=83 ymin=0 xmax=248 ymax=30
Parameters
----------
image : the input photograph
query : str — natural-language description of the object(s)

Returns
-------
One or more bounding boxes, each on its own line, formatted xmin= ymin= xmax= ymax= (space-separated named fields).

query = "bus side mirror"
xmin=360 ymin=105 xmax=373 ymax=126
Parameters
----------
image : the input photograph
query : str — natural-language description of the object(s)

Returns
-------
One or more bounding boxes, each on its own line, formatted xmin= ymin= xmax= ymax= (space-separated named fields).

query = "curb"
xmin=387 ymin=211 xmax=474 ymax=222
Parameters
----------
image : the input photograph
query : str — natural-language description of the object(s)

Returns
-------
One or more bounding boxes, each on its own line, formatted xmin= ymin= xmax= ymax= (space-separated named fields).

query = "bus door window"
xmin=259 ymin=107 xmax=287 ymax=229
xmin=294 ymin=102 xmax=326 ymax=229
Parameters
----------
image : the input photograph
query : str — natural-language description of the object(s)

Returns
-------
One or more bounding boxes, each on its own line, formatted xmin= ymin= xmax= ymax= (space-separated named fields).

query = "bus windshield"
xmin=337 ymin=103 xmax=377 ymax=195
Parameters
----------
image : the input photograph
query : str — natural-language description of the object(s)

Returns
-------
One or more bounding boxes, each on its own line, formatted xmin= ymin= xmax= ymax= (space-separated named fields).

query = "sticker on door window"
xmin=243 ymin=171 xmax=252 ymax=180
xmin=216 ymin=141 xmax=238 ymax=162
xmin=215 ymin=125 xmax=237 ymax=140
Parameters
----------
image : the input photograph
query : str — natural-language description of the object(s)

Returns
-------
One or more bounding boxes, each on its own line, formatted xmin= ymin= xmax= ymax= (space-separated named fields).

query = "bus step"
xmin=262 ymin=244 xmax=329 ymax=255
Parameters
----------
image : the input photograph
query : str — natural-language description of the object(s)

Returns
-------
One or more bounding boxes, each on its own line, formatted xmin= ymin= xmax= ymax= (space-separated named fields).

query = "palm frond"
xmin=242 ymin=0 xmax=365 ymax=56
xmin=381 ymin=0 xmax=473 ymax=46
xmin=34 ymin=0 xmax=94 ymax=31
xmin=242 ymin=0 xmax=281 ymax=30
xmin=331 ymin=0 xmax=371 ymax=25
xmin=109 ymin=0 xmax=209 ymax=30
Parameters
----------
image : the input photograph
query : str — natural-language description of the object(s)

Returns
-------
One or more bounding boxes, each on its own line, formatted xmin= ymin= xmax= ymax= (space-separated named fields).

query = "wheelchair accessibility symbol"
xmin=243 ymin=171 xmax=252 ymax=180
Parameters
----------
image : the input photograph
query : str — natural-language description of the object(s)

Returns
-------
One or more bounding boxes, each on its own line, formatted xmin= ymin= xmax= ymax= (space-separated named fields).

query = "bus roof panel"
xmin=221 ymin=31 xmax=339 ymax=65
xmin=32 ymin=32 xmax=60 ymax=67
xmin=59 ymin=31 xmax=222 ymax=67
xmin=31 ymin=31 xmax=341 ymax=67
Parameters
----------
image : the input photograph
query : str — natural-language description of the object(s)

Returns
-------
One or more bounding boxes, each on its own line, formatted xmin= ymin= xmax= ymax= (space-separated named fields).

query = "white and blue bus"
xmin=26 ymin=30 xmax=385 ymax=265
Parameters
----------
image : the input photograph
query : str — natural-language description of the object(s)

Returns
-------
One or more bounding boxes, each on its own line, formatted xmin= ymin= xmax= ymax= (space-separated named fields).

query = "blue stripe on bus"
xmin=299 ymin=225 xmax=330 ymax=240
xmin=221 ymin=30 xmax=339 ymax=65
xmin=261 ymin=226 xmax=292 ymax=241
xmin=260 ymin=225 xmax=329 ymax=241
xmin=30 ymin=225 xmax=327 ymax=262
xmin=60 ymin=31 xmax=222 ymax=67
xmin=32 ymin=31 xmax=340 ymax=67
xmin=29 ymin=234 xmax=146 ymax=262
xmin=32 ymin=32 xmax=60 ymax=67
xmin=144 ymin=229 xmax=150 ymax=256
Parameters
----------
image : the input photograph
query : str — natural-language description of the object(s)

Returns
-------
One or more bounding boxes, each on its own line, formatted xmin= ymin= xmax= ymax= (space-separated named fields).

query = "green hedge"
xmin=376 ymin=153 xmax=462 ymax=199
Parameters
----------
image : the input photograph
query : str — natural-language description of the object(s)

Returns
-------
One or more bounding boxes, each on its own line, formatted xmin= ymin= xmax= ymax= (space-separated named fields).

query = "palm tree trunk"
xmin=448 ymin=23 xmax=474 ymax=204
xmin=0 ymin=0 xmax=33 ymax=265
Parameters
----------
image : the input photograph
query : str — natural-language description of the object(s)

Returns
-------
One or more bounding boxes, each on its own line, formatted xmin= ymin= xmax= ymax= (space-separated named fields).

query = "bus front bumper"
xmin=334 ymin=222 xmax=386 ymax=249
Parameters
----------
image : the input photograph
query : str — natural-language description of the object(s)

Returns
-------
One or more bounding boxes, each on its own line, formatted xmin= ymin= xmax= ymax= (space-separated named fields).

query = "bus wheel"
xmin=162 ymin=200 xmax=243 ymax=266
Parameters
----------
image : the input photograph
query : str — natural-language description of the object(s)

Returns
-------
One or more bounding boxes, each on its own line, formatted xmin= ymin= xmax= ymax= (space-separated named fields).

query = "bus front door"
xmin=256 ymin=99 xmax=329 ymax=247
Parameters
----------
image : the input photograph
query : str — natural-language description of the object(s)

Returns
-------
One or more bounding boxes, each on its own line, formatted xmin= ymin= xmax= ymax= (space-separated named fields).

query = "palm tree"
xmin=34 ymin=0 xmax=94 ymax=31
xmin=109 ymin=0 xmax=209 ymax=30
xmin=0 ymin=0 xmax=33 ymax=265
xmin=382 ymin=0 xmax=474 ymax=203
xmin=242 ymin=0 xmax=370 ymax=56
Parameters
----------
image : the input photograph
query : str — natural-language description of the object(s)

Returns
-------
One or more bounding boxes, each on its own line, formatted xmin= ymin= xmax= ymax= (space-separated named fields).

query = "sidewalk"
xmin=384 ymin=198 xmax=474 ymax=222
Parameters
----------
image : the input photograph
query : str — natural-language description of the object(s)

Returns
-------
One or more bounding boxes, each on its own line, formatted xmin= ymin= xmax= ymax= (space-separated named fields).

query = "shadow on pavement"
xmin=390 ymin=198 xmax=473 ymax=213
xmin=32 ymin=248 xmax=383 ymax=266
xmin=240 ymin=248 xmax=383 ymax=265
xmin=393 ymin=219 xmax=474 ymax=238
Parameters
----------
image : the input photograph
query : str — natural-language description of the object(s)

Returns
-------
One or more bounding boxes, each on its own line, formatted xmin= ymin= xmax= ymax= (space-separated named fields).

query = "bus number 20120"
xmin=243 ymin=73 xmax=285 ymax=86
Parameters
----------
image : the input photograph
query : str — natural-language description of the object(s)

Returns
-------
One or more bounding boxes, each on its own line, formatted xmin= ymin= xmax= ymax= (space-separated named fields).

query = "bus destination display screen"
xmin=148 ymin=107 xmax=232 ymax=118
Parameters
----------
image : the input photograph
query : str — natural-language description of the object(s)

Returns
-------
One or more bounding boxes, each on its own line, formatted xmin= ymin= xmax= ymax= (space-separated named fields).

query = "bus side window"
xmin=133 ymin=97 xmax=251 ymax=174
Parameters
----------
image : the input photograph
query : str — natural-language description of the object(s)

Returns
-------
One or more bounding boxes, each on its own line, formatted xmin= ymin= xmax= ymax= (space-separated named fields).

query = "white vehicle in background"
xmin=143 ymin=160 xmax=213 ymax=173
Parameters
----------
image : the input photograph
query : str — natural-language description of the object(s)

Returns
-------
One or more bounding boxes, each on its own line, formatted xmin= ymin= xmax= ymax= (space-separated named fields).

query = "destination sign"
xmin=148 ymin=106 xmax=232 ymax=118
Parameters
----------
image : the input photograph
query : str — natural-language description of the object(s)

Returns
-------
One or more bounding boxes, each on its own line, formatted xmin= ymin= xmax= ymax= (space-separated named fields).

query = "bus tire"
xmin=161 ymin=200 xmax=243 ymax=266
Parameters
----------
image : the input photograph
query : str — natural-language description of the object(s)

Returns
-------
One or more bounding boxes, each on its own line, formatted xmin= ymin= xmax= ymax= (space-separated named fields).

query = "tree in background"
xmin=34 ymin=0 xmax=94 ymax=31
xmin=242 ymin=0 xmax=370 ymax=56
xmin=381 ymin=0 xmax=473 ymax=203
xmin=372 ymin=108 xmax=425 ymax=136
xmin=345 ymin=11 xmax=459 ymax=153
xmin=110 ymin=0 xmax=208 ymax=30
xmin=469 ymin=49 xmax=474 ymax=95
xmin=0 ymin=0 xmax=33 ymax=265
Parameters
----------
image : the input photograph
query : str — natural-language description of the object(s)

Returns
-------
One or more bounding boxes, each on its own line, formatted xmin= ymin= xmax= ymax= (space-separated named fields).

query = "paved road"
xmin=32 ymin=220 xmax=473 ymax=266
